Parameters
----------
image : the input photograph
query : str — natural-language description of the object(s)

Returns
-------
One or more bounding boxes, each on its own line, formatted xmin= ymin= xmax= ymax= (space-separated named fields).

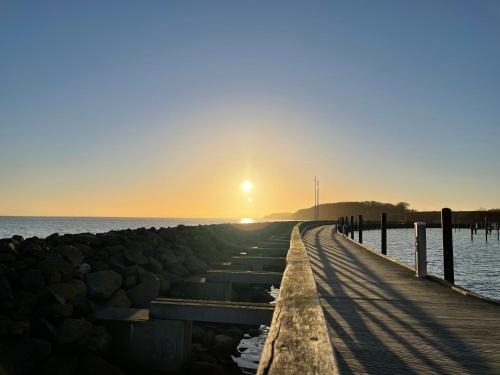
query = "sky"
xmin=1 ymin=1 xmax=500 ymax=218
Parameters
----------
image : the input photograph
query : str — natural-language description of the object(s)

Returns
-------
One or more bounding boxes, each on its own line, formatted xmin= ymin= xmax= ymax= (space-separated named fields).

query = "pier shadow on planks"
xmin=303 ymin=225 xmax=500 ymax=375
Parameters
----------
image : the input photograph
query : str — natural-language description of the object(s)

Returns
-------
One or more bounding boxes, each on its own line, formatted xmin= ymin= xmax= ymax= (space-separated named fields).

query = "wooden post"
xmin=441 ymin=208 xmax=454 ymax=283
xmin=350 ymin=216 xmax=354 ymax=239
xmin=485 ymin=217 xmax=488 ymax=242
xmin=470 ymin=224 xmax=473 ymax=242
xmin=381 ymin=213 xmax=387 ymax=255
xmin=358 ymin=215 xmax=363 ymax=244
xmin=415 ymin=222 xmax=427 ymax=278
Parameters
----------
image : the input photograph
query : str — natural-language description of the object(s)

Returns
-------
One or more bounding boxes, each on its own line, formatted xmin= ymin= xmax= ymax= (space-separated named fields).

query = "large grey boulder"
xmin=146 ymin=256 xmax=163 ymax=273
xmin=123 ymin=248 xmax=148 ymax=265
xmin=156 ymin=246 xmax=177 ymax=266
xmin=213 ymin=334 xmax=236 ymax=356
xmin=37 ymin=254 xmax=73 ymax=281
xmin=185 ymin=361 xmax=226 ymax=375
xmin=105 ymin=289 xmax=131 ymax=308
xmin=108 ymin=253 xmax=126 ymax=275
xmin=0 ymin=275 xmax=14 ymax=309
xmin=57 ymin=318 xmax=92 ymax=344
xmin=0 ymin=263 xmax=18 ymax=281
xmin=56 ymin=245 xmax=84 ymax=268
xmin=126 ymin=271 xmax=160 ymax=308
xmin=86 ymin=270 xmax=122 ymax=301
xmin=82 ymin=325 xmax=112 ymax=354
xmin=13 ymin=290 xmax=37 ymax=315
xmin=0 ymin=337 xmax=52 ymax=375
xmin=40 ymin=279 xmax=85 ymax=306
xmin=40 ymin=355 xmax=78 ymax=375
xmin=77 ymin=354 xmax=126 ymax=375
xmin=20 ymin=268 xmax=45 ymax=292
xmin=158 ymin=274 xmax=171 ymax=295
xmin=43 ymin=303 xmax=74 ymax=318
xmin=184 ymin=254 xmax=208 ymax=274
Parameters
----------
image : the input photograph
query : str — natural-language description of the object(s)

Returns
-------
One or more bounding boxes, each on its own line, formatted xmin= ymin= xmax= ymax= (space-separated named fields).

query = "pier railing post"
xmin=441 ymin=208 xmax=454 ymax=283
xmin=381 ymin=213 xmax=387 ymax=255
xmin=358 ymin=215 xmax=363 ymax=243
xmin=350 ymin=216 xmax=354 ymax=239
xmin=414 ymin=222 xmax=427 ymax=278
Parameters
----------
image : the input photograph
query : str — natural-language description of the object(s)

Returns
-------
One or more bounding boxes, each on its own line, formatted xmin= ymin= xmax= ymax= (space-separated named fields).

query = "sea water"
xmin=354 ymin=228 xmax=500 ymax=300
xmin=0 ymin=216 xmax=237 ymax=239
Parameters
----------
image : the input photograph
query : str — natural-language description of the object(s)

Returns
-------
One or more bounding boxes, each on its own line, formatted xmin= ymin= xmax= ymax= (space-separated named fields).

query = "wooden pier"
xmin=300 ymin=225 xmax=500 ymax=374
xmin=93 ymin=222 xmax=500 ymax=374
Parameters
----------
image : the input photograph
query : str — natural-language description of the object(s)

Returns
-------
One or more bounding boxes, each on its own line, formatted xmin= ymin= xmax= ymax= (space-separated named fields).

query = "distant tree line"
xmin=266 ymin=201 xmax=500 ymax=225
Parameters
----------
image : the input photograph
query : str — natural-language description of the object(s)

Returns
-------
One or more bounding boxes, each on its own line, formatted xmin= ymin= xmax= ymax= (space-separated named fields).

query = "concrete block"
xmin=231 ymin=256 xmax=286 ymax=271
xmin=95 ymin=307 xmax=191 ymax=372
xmin=258 ymin=240 xmax=290 ymax=248
xmin=151 ymin=298 xmax=274 ymax=325
xmin=242 ymin=248 xmax=288 ymax=257
xmin=206 ymin=270 xmax=282 ymax=285
xmin=169 ymin=281 xmax=231 ymax=301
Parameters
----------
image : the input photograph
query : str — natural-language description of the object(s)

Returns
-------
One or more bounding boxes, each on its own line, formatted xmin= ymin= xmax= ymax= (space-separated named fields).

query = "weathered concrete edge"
xmin=257 ymin=224 xmax=339 ymax=375
xmin=338 ymin=230 xmax=500 ymax=306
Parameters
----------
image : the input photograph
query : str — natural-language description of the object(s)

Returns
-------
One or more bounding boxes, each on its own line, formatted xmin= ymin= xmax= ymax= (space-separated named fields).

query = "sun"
xmin=242 ymin=180 xmax=253 ymax=192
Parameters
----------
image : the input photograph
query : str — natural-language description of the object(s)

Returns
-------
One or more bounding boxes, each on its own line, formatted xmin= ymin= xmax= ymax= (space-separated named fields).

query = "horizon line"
xmin=0 ymin=215 xmax=257 ymax=220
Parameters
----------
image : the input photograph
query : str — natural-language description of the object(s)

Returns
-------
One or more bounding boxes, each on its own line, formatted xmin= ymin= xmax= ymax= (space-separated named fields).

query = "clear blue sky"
xmin=1 ymin=1 xmax=499 ymax=216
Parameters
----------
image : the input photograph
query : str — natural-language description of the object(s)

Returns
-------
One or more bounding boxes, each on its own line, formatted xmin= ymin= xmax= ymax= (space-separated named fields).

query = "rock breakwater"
xmin=0 ymin=222 xmax=294 ymax=374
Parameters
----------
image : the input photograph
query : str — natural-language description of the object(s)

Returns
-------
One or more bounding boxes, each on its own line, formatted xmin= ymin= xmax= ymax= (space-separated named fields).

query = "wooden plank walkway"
xmin=303 ymin=225 xmax=500 ymax=375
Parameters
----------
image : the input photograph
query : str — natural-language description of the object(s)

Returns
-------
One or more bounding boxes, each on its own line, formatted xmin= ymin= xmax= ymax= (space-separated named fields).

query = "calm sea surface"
xmin=0 ymin=216 xmax=240 ymax=239
xmin=354 ymin=228 xmax=500 ymax=300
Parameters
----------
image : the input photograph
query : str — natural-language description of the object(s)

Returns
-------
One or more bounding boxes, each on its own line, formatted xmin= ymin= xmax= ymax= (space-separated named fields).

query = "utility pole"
xmin=317 ymin=178 xmax=320 ymax=221
xmin=313 ymin=176 xmax=320 ymax=221
xmin=314 ymin=176 xmax=317 ymax=221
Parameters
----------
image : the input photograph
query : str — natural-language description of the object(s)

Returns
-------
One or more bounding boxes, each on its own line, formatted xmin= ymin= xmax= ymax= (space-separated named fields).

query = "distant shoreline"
xmin=266 ymin=201 xmax=500 ymax=224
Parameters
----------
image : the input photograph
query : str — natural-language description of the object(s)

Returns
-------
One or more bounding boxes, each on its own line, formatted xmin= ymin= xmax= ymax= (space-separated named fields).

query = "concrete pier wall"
xmin=96 ymin=307 xmax=191 ymax=372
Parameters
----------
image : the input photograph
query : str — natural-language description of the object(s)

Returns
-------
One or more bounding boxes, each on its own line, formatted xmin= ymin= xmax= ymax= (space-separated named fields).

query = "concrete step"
xmin=169 ymin=281 xmax=231 ymax=301
xmin=258 ymin=241 xmax=290 ymax=248
xmin=206 ymin=269 xmax=283 ymax=285
xmin=232 ymin=256 xmax=286 ymax=268
xmin=95 ymin=307 xmax=149 ymax=321
xmin=94 ymin=307 xmax=190 ymax=372
xmin=242 ymin=247 xmax=288 ymax=257
xmin=151 ymin=298 xmax=274 ymax=325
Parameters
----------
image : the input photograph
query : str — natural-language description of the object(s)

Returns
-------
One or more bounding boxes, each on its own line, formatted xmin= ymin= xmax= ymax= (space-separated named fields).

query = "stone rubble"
xmin=0 ymin=222 xmax=293 ymax=374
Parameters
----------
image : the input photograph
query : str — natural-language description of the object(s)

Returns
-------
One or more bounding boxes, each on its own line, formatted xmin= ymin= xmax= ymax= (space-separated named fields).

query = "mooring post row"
xmin=414 ymin=222 xmax=427 ymax=278
xmin=381 ymin=212 xmax=387 ymax=255
xmin=441 ymin=208 xmax=454 ymax=284
xmin=358 ymin=214 xmax=363 ymax=244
